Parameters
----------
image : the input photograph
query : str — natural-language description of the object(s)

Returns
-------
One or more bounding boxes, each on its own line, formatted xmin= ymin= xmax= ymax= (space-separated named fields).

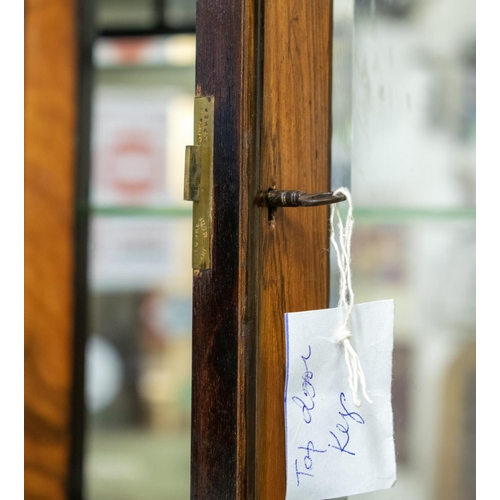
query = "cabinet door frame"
xmin=191 ymin=1 xmax=332 ymax=498
xmin=190 ymin=0 xmax=261 ymax=497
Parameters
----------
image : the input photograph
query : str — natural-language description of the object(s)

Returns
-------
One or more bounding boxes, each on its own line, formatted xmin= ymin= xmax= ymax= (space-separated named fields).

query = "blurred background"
xmin=84 ymin=2 xmax=196 ymax=499
xmin=83 ymin=0 xmax=475 ymax=499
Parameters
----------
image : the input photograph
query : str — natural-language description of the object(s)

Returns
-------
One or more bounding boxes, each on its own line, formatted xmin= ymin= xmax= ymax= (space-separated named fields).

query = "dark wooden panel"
xmin=190 ymin=0 xmax=260 ymax=498
xmin=256 ymin=2 xmax=333 ymax=498
xmin=24 ymin=0 xmax=78 ymax=498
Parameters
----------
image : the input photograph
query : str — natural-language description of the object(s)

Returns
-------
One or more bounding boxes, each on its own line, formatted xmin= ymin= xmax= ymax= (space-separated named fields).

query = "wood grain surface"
xmin=256 ymin=1 xmax=333 ymax=498
xmin=190 ymin=0 xmax=259 ymax=498
xmin=25 ymin=0 xmax=77 ymax=498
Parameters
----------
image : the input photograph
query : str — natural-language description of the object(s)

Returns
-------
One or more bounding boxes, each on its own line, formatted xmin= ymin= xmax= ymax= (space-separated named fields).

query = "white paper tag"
xmin=284 ymin=299 xmax=396 ymax=500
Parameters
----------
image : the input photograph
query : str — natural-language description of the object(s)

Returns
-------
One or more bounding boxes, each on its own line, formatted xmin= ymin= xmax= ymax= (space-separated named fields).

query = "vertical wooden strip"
xmin=435 ymin=345 xmax=476 ymax=500
xmin=239 ymin=0 xmax=262 ymax=497
xmin=190 ymin=0 xmax=259 ymax=498
xmin=68 ymin=0 xmax=95 ymax=497
xmin=24 ymin=0 xmax=78 ymax=498
xmin=256 ymin=1 xmax=333 ymax=498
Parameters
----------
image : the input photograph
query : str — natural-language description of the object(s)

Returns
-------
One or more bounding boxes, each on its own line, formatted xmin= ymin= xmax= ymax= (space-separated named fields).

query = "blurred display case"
xmin=84 ymin=14 xmax=195 ymax=497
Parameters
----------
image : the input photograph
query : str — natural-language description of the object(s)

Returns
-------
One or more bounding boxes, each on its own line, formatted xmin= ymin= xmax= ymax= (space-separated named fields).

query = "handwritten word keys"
xmin=328 ymin=392 xmax=365 ymax=456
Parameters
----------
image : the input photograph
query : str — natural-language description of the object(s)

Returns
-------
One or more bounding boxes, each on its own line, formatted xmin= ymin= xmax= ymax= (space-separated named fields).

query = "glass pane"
xmin=331 ymin=0 xmax=475 ymax=498
xmin=332 ymin=0 xmax=354 ymax=189
xmin=84 ymin=36 xmax=195 ymax=500
xmin=348 ymin=219 xmax=475 ymax=500
xmin=351 ymin=0 xmax=475 ymax=209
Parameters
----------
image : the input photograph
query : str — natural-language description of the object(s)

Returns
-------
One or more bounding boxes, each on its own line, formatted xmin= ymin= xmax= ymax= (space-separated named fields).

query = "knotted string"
xmin=330 ymin=187 xmax=372 ymax=407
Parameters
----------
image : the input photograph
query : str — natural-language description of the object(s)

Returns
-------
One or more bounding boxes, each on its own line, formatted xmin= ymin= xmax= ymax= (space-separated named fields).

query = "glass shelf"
xmin=85 ymin=205 xmax=475 ymax=222
xmin=88 ymin=206 xmax=193 ymax=218
xmin=354 ymin=206 xmax=476 ymax=223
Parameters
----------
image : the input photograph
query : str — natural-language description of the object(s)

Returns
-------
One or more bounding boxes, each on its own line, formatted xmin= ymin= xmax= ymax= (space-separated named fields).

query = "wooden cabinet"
xmin=25 ymin=0 xmax=78 ymax=497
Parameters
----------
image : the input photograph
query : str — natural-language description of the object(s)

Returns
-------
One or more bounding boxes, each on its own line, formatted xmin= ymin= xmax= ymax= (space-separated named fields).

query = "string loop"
xmin=330 ymin=187 xmax=372 ymax=407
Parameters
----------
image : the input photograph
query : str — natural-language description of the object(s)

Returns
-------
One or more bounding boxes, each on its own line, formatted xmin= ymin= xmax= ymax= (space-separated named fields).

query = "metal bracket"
xmin=184 ymin=96 xmax=214 ymax=270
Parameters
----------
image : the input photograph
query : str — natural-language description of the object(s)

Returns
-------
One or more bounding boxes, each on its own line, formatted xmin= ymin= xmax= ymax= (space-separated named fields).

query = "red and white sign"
xmin=91 ymin=93 xmax=169 ymax=206
xmin=97 ymin=130 xmax=163 ymax=200
xmin=91 ymin=89 xmax=194 ymax=207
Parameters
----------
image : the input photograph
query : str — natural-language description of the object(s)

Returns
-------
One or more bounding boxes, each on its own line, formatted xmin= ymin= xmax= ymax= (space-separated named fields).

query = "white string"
xmin=330 ymin=187 xmax=372 ymax=407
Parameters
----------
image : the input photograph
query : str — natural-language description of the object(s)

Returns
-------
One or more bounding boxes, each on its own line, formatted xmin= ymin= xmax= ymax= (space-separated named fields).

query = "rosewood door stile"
xmin=190 ymin=0 xmax=261 ymax=498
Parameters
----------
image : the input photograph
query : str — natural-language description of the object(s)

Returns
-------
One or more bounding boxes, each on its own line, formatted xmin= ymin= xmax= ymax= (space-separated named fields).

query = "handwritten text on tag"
xmin=284 ymin=300 xmax=397 ymax=500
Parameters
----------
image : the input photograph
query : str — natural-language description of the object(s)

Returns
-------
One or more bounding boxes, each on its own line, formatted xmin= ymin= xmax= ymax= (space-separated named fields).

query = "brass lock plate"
xmin=184 ymin=96 xmax=214 ymax=269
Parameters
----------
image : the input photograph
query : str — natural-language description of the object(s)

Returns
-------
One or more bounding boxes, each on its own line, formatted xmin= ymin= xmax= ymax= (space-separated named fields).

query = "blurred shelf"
xmin=354 ymin=207 xmax=476 ymax=223
xmin=85 ymin=205 xmax=475 ymax=221
xmin=88 ymin=206 xmax=192 ymax=218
